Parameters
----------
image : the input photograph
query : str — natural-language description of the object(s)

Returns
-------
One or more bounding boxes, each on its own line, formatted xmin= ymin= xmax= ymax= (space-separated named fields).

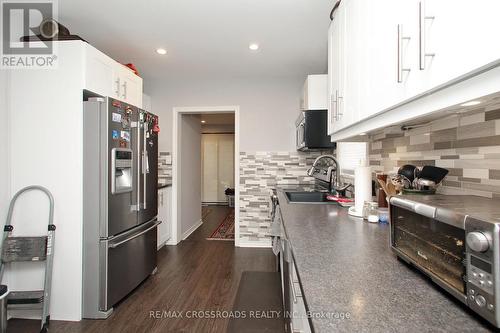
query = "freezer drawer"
xmin=101 ymin=219 xmax=160 ymax=310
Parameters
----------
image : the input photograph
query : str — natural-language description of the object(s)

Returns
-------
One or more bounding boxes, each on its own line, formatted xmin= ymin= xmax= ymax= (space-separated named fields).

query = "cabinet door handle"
xmin=122 ymin=81 xmax=127 ymax=99
xmin=419 ymin=1 xmax=435 ymax=70
xmin=330 ymin=93 xmax=336 ymax=123
xmin=397 ymin=24 xmax=411 ymax=83
xmin=115 ymin=78 xmax=120 ymax=97
xmin=337 ymin=95 xmax=343 ymax=119
xmin=109 ymin=221 xmax=161 ymax=248
xmin=333 ymin=90 xmax=339 ymax=121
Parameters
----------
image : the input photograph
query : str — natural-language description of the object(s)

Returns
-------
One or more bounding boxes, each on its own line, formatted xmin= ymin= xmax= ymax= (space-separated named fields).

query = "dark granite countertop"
xmin=276 ymin=187 xmax=495 ymax=332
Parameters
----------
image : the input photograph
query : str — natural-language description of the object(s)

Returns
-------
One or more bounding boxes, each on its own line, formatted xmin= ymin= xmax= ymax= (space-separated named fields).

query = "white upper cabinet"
xmin=328 ymin=0 xmax=500 ymax=138
xmin=418 ymin=0 xmax=500 ymax=89
xmin=365 ymin=0 xmax=412 ymax=116
xmin=84 ymin=43 xmax=143 ymax=108
xmin=300 ymin=74 xmax=328 ymax=110
xmin=328 ymin=0 xmax=369 ymax=133
xmin=84 ymin=45 xmax=115 ymax=98
xmin=327 ymin=3 xmax=344 ymax=133
xmin=112 ymin=64 xmax=143 ymax=108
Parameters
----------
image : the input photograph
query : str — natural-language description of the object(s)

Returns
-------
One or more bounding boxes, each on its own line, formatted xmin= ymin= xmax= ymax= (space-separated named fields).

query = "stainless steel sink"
xmin=284 ymin=191 xmax=337 ymax=204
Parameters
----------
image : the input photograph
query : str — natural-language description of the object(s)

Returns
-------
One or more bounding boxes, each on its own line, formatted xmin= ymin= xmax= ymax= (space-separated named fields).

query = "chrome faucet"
xmin=307 ymin=155 xmax=352 ymax=194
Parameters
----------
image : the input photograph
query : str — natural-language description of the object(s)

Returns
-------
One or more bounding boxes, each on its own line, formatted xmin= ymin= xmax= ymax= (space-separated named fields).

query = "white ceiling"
xmin=58 ymin=0 xmax=333 ymax=83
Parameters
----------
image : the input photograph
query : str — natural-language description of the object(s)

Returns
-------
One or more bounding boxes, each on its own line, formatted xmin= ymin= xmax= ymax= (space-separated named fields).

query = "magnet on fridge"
xmin=112 ymin=130 xmax=119 ymax=139
xmin=121 ymin=130 xmax=130 ymax=142
xmin=112 ymin=113 xmax=122 ymax=123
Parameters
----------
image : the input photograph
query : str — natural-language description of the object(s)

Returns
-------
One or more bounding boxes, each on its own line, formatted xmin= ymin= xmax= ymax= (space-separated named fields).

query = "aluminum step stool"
xmin=0 ymin=186 xmax=56 ymax=333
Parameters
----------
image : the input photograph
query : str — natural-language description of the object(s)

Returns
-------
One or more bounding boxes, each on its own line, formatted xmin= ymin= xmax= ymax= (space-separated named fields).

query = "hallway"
xmin=8 ymin=207 xmax=275 ymax=333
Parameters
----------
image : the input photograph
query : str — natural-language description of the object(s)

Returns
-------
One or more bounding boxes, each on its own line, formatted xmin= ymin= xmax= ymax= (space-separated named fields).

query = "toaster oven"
xmin=390 ymin=195 xmax=500 ymax=327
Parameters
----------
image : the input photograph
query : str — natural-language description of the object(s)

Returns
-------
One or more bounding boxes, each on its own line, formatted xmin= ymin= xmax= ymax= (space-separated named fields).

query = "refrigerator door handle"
xmin=142 ymin=123 xmax=149 ymax=209
xmin=132 ymin=121 xmax=141 ymax=211
xmin=108 ymin=220 xmax=161 ymax=249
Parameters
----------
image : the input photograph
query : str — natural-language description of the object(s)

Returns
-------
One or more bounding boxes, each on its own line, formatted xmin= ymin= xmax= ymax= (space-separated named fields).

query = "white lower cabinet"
xmin=157 ymin=186 xmax=171 ymax=249
xmin=289 ymin=262 xmax=311 ymax=333
xmin=280 ymin=237 xmax=312 ymax=333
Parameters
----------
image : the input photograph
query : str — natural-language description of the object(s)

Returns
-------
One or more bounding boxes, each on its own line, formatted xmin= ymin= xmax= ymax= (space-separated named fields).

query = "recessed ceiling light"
xmin=460 ymin=100 xmax=481 ymax=107
xmin=156 ymin=48 xmax=167 ymax=55
xmin=201 ymin=120 xmax=206 ymax=123
xmin=249 ymin=43 xmax=259 ymax=51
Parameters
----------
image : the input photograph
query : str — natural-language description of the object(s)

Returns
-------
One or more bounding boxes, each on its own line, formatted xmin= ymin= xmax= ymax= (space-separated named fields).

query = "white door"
xmin=84 ymin=45 xmax=115 ymax=97
xmin=420 ymin=0 xmax=500 ymax=91
xmin=217 ymin=134 xmax=235 ymax=202
xmin=201 ymin=134 xmax=235 ymax=203
xmin=121 ymin=70 xmax=143 ymax=107
xmin=365 ymin=0 xmax=412 ymax=118
xmin=157 ymin=187 xmax=171 ymax=248
xmin=201 ymin=135 xmax=219 ymax=203
xmin=327 ymin=21 xmax=336 ymax=135
xmin=328 ymin=6 xmax=342 ymax=134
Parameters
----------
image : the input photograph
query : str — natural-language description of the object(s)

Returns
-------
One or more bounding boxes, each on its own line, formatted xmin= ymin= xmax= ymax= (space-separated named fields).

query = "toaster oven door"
xmin=391 ymin=206 xmax=467 ymax=295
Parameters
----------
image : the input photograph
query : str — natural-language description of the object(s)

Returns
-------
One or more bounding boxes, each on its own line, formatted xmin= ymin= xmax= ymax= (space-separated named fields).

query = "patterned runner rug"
xmin=207 ymin=209 xmax=235 ymax=241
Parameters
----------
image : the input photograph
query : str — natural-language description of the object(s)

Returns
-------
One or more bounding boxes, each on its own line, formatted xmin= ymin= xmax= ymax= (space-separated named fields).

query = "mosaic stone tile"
xmin=239 ymin=150 xmax=331 ymax=243
xmin=158 ymin=151 xmax=172 ymax=184
xmin=369 ymin=99 xmax=500 ymax=198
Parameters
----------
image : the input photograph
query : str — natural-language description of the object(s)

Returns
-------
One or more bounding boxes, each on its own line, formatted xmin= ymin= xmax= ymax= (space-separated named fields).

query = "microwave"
xmin=295 ymin=110 xmax=336 ymax=151
xmin=390 ymin=195 xmax=500 ymax=327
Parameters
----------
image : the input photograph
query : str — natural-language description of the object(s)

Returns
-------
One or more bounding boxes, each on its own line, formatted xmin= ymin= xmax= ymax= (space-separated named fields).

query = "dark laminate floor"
xmin=8 ymin=206 xmax=276 ymax=333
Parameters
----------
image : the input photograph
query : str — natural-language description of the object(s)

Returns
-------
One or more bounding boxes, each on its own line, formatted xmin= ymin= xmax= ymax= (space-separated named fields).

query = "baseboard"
xmin=182 ymin=219 xmax=203 ymax=240
xmin=202 ymin=202 xmax=229 ymax=206
xmin=166 ymin=238 xmax=179 ymax=246
xmin=237 ymin=239 xmax=272 ymax=248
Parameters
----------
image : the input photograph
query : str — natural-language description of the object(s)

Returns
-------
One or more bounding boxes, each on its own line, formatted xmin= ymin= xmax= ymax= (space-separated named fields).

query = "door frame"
xmin=171 ymin=106 xmax=240 ymax=246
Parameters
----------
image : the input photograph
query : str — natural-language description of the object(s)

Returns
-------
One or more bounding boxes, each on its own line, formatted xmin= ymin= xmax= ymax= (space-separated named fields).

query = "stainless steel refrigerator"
xmin=82 ymin=97 xmax=160 ymax=319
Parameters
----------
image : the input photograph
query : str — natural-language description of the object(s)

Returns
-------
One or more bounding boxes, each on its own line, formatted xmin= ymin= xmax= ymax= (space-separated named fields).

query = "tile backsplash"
xmin=369 ymin=99 xmax=500 ymax=198
xmin=239 ymin=151 xmax=327 ymax=243
xmin=158 ymin=151 xmax=172 ymax=184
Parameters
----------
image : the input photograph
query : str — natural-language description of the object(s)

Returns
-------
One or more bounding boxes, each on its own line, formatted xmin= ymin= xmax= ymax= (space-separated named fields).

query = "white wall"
xmin=0 ymin=71 xmax=9 ymax=221
xmin=6 ymin=43 xmax=85 ymax=321
xmin=145 ymin=77 xmax=303 ymax=152
xmin=179 ymin=114 xmax=202 ymax=237
xmin=202 ymin=124 xmax=234 ymax=133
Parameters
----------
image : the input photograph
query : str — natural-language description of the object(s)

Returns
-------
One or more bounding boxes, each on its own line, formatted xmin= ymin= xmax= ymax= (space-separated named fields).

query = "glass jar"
xmin=362 ymin=201 xmax=372 ymax=219
xmin=367 ymin=202 xmax=379 ymax=223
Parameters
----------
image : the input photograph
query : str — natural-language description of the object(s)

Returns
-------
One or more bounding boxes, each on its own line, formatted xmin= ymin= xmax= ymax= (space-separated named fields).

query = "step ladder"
xmin=0 ymin=186 xmax=56 ymax=333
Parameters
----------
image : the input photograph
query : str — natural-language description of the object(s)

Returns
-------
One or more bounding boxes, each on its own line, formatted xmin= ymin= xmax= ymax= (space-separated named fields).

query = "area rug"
xmin=207 ymin=209 xmax=235 ymax=240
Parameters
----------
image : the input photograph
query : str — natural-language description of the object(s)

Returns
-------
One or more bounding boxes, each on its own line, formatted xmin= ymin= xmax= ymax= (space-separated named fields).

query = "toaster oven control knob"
xmin=475 ymin=295 xmax=487 ymax=308
xmin=467 ymin=232 xmax=490 ymax=253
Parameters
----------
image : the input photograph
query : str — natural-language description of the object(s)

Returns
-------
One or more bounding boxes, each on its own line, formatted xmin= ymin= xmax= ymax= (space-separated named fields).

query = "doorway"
xmin=201 ymin=114 xmax=235 ymax=205
xmin=172 ymin=106 xmax=240 ymax=246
